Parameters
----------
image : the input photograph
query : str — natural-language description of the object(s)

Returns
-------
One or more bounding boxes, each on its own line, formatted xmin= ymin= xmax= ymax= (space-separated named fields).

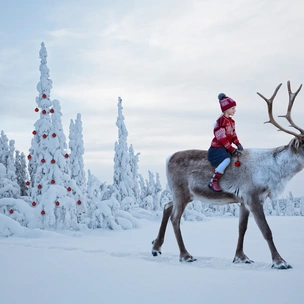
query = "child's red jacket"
xmin=210 ymin=115 xmax=240 ymax=153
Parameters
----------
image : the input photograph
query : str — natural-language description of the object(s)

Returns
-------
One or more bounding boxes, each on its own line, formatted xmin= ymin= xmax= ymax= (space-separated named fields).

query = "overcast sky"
xmin=1 ymin=0 xmax=304 ymax=197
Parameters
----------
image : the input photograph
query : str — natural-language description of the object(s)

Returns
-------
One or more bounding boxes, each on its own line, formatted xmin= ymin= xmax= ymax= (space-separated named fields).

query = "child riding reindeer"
xmin=208 ymin=93 xmax=243 ymax=192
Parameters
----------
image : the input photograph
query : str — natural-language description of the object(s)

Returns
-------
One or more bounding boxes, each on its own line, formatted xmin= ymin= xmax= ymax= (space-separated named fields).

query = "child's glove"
xmin=232 ymin=149 xmax=242 ymax=156
xmin=237 ymin=144 xmax=243 ymax=151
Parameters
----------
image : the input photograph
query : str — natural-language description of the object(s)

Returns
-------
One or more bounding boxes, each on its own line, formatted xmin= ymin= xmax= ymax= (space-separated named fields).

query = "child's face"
xmin=225 ymin=106 xmax=236 ymax=116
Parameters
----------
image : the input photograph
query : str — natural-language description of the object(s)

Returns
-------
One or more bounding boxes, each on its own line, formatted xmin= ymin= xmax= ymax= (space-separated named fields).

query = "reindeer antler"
xmin=257 ymin=81 xmax=304 ymax=138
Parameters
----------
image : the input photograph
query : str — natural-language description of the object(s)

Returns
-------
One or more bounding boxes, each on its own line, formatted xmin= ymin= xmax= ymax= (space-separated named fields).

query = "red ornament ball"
xmin=64 ymin=153 xmax=69 ymax=158
xmin=9 ymin=209 xmax=14 ymax=214
xmin=50 ymin=109 xmax=54 ymax=113
xmin=42 ymin=110 xmax=47 ymax=114
xmin=32 ymin=202 xmax=36 ymax=207
xmin=51 ymin=159 xmax=55 ymax=164
xmin=42 ymin=94 xmax=47 ymax=98
xmin=51 ymin=179 xmax=55 ymax=184
xmin=41 ymin=210 xmax=45 ymax=215
xmin=25 ymin=181 xmax=30 ymax=186
xmin=43 ymin=134 xmax=47 ymax=139
xmin=41 ymin=158 xmax=46 ymax=163
xmin=27 ymin=155 xmax=32 ymax=160
xmin=35 ymin=108 xmax=39 ymax=112
xmin=67 ymin=187 xmax=72 ymax=192
xmin=77 ymin=200 xmax=82 ymax=205
xmin=32 ymin=130 xmax=37 ymax=135
xmin=55 ymin=201 xmax=60 ymax=206
xmin=38 ymin=184 xmax=42 ymax=189
xmin=235 ymin=161 xmax=241 ymax=167
xmin=52 ymin=133 xmax=56 ymax=138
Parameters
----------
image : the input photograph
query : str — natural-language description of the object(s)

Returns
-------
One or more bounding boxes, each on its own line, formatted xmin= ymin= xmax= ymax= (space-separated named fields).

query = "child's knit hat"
xmin=218 ymin=93 xmax=236 ymax=112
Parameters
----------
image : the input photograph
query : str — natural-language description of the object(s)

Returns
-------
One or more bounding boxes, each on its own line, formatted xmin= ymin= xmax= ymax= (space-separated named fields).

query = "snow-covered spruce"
xmin=15 ymin=150 xmax=29 ymax=197
xmin=27 ymin=42 xmax=84 ymax=230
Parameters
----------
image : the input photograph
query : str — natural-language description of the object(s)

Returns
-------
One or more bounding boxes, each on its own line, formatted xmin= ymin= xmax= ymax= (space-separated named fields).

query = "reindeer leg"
xmin=233 ymin=203 xmax=254 ymax=264
xmin=152 ymin=202 xmax=173 ymax=256
xmin=170 ymin=201 xmax=196 ymax=262
xmin=251 ymin=202 xmax=292 ymax=269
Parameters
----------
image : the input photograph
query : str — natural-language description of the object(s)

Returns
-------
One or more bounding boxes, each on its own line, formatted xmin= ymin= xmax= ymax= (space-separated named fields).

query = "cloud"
xmin=1 ymin=0 xmax=304 ymax=196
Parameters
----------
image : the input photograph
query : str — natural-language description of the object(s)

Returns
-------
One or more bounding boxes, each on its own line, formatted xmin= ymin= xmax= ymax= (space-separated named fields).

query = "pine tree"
xmin=69 ymin=113 xmax=86 ymax=194
xmin=0 ymin=130 xmax=9 ymax=168
xmin=6 ymin=140 xmax=17 ymax=183
xmin=0 ymin=163 xmax=19 ymax=199
xmin=285 ymin=192 xmax=295 ymax=216
xmin=159 ymin=185 xmax=172 ymax=209
xmin=68 ymin=113 xmax=88 ymax=223
xmin=147 ymin=171 xmax=162 ymax=211
xmin=28 ymin=42 xmax=53 ymax=187
xmin=87 ymin=170 xmax=121 ymax=230
xmin=299 ymin=197 xmax=304 ymax=216
xmin=28 ymin=42 xmax=78 ymax=230
xmin=129 ymin=144 xmax=140 ymax=206
xmin=113 ymin=97 xmax=135 ymax=210
xmin=15 ymin=150 xmax=29 ymax=197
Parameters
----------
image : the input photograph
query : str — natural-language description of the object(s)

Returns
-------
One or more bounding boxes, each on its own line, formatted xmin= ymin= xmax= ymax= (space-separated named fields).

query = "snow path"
xmin=1 ymin=216 xmax=303 ymax=304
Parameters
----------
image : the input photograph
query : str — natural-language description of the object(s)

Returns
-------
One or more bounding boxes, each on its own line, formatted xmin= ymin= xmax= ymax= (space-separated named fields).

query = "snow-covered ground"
xmin=1 ymin=216 xmax=303 ymax=304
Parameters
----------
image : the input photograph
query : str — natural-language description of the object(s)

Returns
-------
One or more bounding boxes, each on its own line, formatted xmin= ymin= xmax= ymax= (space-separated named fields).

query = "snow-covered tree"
xmin=146 ymin=171 xmax=162 ymax=211
xmin=0 ymin=163 xmax=20 ymax=199
xmin=138 ymin=173 xmax=148 ymax=208
xmin=113 ymin=97 xmax=135 ymax=210
xmin=87 ymin=170 xmax=120 ymax=229
xmin=136 ymin=171 xmax=162 ymax=211
xmin=0 ymin=197 xmax=36 ymax=232
xmin=28 ymin=42 xmax=53 ymax=186
xmin=129 ymin=144 xmax=140 ymax=205
xmin=28 ymin=42 xmax=79 ymax=230
xmin=69 ymin=113 xmax=86 ymax=194
xmin=183 ymin=200 xmax=207 ymax=221
xmin=285 ymin=192 xmax=295 ymax=216
xmin=0 ymin=130 xmax=9 ymax=168
xmin=299 ymin=196 xmax=304 ymax=216
xmin=0 ymin=134 xmax=19 ymax=187
xmin=67 ymin=113 xmax=88 ymax=223
xmin=159 ymin=186 xmax=172 ymax=209
xmin=15 ymin=151 xmax=29 ymax=197
xmin=87 ymin=170 xmax=139 ymax=230
xmin=6 ymin=140 xmax=17 ymax=183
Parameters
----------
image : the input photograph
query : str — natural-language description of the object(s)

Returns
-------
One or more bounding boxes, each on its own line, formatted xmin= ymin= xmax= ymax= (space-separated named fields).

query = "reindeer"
xmin=152 ymin=81 xmax=304 ymax=269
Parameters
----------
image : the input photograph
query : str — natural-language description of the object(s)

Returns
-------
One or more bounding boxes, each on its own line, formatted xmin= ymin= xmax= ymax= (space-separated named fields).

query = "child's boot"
xmin=208 ymin=171 xmax=223 ymax=192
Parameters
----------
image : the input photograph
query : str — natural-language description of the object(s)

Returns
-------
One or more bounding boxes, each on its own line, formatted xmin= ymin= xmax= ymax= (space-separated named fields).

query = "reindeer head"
xmin=257 ymin=81 xmax=304 ymax=163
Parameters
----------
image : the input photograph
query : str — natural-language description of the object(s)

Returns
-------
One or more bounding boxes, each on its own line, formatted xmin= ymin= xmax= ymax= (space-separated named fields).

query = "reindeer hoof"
xmin=180 ymin=255 xmax=197 ymax=263
xmin=271 ymin=261 xmax=292 ymax=269
xmin=233 ymin=256 xmax=254 ymax=264
xmin=152 ymin=249 xmax=161 ymax=256
xmin=151 ymin=240 xmax=162 ymax=256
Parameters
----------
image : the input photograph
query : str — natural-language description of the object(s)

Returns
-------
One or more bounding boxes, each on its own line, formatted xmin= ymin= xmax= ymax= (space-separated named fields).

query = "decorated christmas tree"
xmin=27 ymin=42 xmax=79 ymax=229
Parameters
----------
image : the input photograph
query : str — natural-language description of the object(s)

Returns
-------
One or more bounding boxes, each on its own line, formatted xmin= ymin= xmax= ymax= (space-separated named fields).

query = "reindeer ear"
xmin=289 ymin=138 xmax=300 ymax=153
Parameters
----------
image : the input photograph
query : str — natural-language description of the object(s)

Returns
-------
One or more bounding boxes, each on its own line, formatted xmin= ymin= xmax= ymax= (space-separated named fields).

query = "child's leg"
xmin=215 ymin=158 xmax=231 ymax=174
xmin=209 ymin=158 xmax=231 ymax=192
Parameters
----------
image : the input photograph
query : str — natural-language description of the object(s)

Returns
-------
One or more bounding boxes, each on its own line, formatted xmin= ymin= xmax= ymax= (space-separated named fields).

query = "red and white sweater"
xmin=210 ymin=115 xmax=240 ymax=153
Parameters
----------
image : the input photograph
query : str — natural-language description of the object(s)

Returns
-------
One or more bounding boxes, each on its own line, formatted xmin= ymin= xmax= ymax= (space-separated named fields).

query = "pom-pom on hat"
xmin=218 ymin=93 xmax=226 ymax=100
xmin=218 ymin=93 xmax=237 ymax=112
